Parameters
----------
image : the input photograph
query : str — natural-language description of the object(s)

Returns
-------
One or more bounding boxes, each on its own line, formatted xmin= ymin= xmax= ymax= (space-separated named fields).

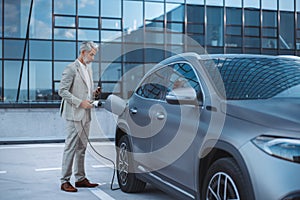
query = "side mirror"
xmin=166 ymin=87 xmax=200 ymax=106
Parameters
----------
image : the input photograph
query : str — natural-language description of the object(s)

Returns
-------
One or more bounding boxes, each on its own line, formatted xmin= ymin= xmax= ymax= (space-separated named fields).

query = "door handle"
xmin=156 ymin=113 xmax=165 ymax=120
xmin=130 ymin=107 xmax=137 ymax=114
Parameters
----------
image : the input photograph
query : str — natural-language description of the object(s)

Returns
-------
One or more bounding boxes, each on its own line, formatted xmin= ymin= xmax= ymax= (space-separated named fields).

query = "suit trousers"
xmin=60 ymin=113 xmax=90 ymax=184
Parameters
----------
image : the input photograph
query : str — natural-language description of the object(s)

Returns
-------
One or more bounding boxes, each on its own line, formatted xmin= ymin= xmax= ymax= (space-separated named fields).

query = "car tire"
xmin=117 ymin=135 xmax=146 ymax=193
xmin=202 ymin=157 xmax=251 ymax=200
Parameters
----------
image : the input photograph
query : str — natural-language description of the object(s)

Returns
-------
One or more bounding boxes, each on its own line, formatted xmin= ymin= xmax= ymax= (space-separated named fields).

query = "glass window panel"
xmin=29 ymin=61 xmax=51 ymax=101
xmin=279 ymin=0 xmax=294 ymax=11
xmin=245 ymin=10 xmax=260 ymax=26
xmin=79 ymin=18 xmax=99 ymax=28
xmin=226 ymin=26 xmax=241 ymax=35
xmin=55 ymin=16 xmax=75 ymax=27
xmin=207 ymin=7 xmax=224 ymax=46
xmin=145 ymin=2 xmax=164 ymax=20
xmin=4 ymin=39 xmax=25 ymax=59
xmin=101 ymin=19 xmax=121 ymax=30
xmin=245 ymin=27 xmax=260 ymax=36
xmin=123 ymin=45 xmax=144 ymax=62
xmin=0 ymin=62 xmax=2 ymax=100
xmin=244 ymin=37 xmax=260 ymax=48
xmin=124 ymin=1 xmax=143 ymax=32
xmin=167 ymin=22 xmax=183 ymax=33
xmin=54 ymin=0 xmax=75 ymax=14
xmin=297 ymin=1 xmax=300 ymax=11
xmin=187 ymin=34 xmax=204 ymax=46
xmin=101 ymin=0 xmax=121 ymax=17
xmin=101 ymin=62 xmax=121 ymax=81
xmin=166 ymin=3 xmax=184 ymax=22
xmin=145 ymin=47 xmax=166 ymax=63
xmin=280 ymin=12 xmax=295 ymax=49
xmin=206 ymin=0 xmax=223 ymax=6
xmin=187 ymin=24 xmax=204 ymax=34
xmin=298 ymin=13 xmax=300 ymax=28
xmin=262 ymin=28 xmax=277 ymax=37
xmin=0 ymin=1 xmax=2 ymax=37
xmin=262 ymin=0 xmax=277 ymax=10
xmin=263 ymin=11 xmax=277 ymax=27
xmin=296 ymin=39 xmax=300 ymax=49
xmin=226 ymin=8 xmax=242 ymax=25
xmin=30 ymin=0 xmax=51 ymax=39
xmin=101 ymin=30 xmax=122 ymax=42
xmin=78 ymin=0 xmax=99 ymax=16
xmin=4 ymin=0 xmax=31 ymax=38
xmin=244 ymin=0 xmax=259 ymax=9
xmin=225 ymin=36 xmax=242 ymax=47
xmin=186 ymin=0 xmax=204 ymax=4
xmin=4 ymin=61 xmax=28 ymax=102
xmin=54 ymin=42 xmax=76 ymax=61
xmin=100 ymin=42 xmax=122 ymax=62
xmin=166 ymin=33 xmax=184 ymax=44
xmin=145 ymin=21 xmax=164 ymax=29
xmin=0 ymin=40 xmax=2 ymax=58
xmin=54 ymin=62 xmax=70 ymax=80
xmin=166 ymin=0 xmax=184 ymax=3
xmin=54 ymin=28 xmax=76 ymax=40
xmin=101 ymin=82 xmax=120 ymax=94
xmin=145 ymin=31 xmax=164 ymax=44
xmin=91 ymin=61 xmax=100 ymax=81
xmin=225 ymin=0 xmax=241 ymax=8
xmin=78 ymin=29 xmax=100 ymax=41
xmin=262 ymin=38 xmax=277 ymax=48
xmin=29 ymin=40 xmax=52 ymax=60
xmin=187 ymin=5 xmax=204 ymax=23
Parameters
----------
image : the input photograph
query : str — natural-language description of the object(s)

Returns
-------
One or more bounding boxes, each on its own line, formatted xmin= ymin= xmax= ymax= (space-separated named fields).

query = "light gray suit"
xmin=58 ymin=59 xmax=94 ymax=183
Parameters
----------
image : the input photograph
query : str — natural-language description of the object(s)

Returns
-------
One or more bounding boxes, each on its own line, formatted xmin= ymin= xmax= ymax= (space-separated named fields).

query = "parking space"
xmin=0 ymin=142 xmax=174 ymax=200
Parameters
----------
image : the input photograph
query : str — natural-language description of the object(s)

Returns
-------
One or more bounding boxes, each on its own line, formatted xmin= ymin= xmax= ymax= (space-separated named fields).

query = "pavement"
xmin=0 ymin=142 xmax=174 ymax=200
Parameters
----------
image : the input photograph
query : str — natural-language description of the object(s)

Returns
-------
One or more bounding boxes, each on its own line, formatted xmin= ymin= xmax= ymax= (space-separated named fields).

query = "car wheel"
xmin=202 ymin=157 xmax=251 ymax=200
xmin=117 ymin=135 xmax=146 ymax=193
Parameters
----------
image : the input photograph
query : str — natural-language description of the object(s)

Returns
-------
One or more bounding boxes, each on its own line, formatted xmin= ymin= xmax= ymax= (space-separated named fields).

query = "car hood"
xmin=223 ymin=98 xmax=300 ymax=132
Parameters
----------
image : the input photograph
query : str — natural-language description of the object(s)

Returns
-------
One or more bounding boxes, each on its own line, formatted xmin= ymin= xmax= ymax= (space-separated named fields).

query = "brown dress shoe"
xmin=61 ymin=182 xmax=78 ymax=192
xmin=75 ymin=178 xmax=98 ymax=188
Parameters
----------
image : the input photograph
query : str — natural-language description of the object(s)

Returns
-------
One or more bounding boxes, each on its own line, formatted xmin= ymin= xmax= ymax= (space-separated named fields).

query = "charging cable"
xmin=80 ymin=120 xmax=120 ymax=191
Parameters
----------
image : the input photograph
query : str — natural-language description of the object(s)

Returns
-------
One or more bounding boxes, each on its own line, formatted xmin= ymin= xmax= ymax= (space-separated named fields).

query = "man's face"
xmin=83 ymin=48 xmax=97 ymax=64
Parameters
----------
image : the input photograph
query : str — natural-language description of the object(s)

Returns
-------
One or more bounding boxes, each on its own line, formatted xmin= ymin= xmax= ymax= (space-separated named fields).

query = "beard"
xmin=83 ymin=56 xmax=91 ymax=65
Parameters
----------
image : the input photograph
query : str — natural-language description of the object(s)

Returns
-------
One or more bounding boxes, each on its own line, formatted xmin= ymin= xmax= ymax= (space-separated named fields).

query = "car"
xmin=113 ymin=53 xmax=300 ymax=200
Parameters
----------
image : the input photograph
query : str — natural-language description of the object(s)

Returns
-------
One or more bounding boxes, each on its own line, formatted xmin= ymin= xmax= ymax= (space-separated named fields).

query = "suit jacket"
xmin=58 ymin=59 xmax=94 ymax=122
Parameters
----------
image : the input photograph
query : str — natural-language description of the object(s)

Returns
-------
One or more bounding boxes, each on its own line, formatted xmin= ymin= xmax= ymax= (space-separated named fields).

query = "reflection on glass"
xmin=78 ymin=29 xmax=99 ymax=41
xmin=245 ymin=10 xmax=260 ymax=26
xmin=55 ymin=16 xmax=75 ymax=27
xmin=4 ymin=61 xmax=28 ymax=102
xmin=101 ymin=0 xmax=121 ymax=17
xmin=101 ymin=42 xmax=122 ymax=62
xmin=78 ymin=0 xmax=99 ymax=16
xmin=167 ymin=23 xmax=183 ymax=33
xmin=101 ymin=62 xmax=121 ymax=81
xmin=279 ymin=0 xmax=294 ymax=11
xmin=244 ymin=37 xmax=260 ymax=48
xmin=124 ymin=1 xmax=143 ymax=33
xmin=186 ymin=0 xmax=204 ymax=4
xmin=4 ymin=39 xmax=25 ymax=59
xmin=101 ymin=30 xmax=122 ymax=42
xmin=262 ymin=0 xmax=277 ymax=10
xmin=54 ymin=42 xmax=76 ymax=61
xmin=0 ymin=1 xmax=2 ymax=37
xmin=166 ymin=4 xmax=184 ymax=22
xmin=244 ymin=0 xmax=259 ymax=8
xmin=54 ymin=0 xmax=75 ymax=14
xmin=29 ymin=61 xmax=51 ymax=101
xmin=225 ymin=0 xmax=241 ymax=7
xmin=29 ymin=40 xmax=52 ymax=60
xmin=0 ymin=62 xmax=2 ymax=100
xmin=145 ymin=2 xmax=164 ymax=20
xmin=30 ymin=0 xmax=52 ymax=39
xmin=4 ymin=0 xmax=30 ymax=38
xmin=54 ymin=28 xmax=76 ymax=40
xmin=280 ymin=12 xmax=294 ymax=49
xmin=262 ymin=38 xmax=277 ymax=48
xmin=207 ymin=7 xmax=224 ymax=46
xmin=206 ymin=0 xmax=223 ymax=6
xmin=54 ymin=62 xmax=70 ymax=80
xmin=79 ymin=18 xmax=99 ymax=28
xmin=101 ymin=19 xmax=121 ymax=30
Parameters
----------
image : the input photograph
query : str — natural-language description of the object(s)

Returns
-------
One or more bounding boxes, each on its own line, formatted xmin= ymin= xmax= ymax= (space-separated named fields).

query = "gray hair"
xmin=79 ymin=41 xmax=98 ymax=54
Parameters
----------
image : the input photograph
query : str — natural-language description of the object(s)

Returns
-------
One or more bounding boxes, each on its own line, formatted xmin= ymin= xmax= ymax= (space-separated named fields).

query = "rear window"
xmin=202 ymin=57 xmax=300 ymax=100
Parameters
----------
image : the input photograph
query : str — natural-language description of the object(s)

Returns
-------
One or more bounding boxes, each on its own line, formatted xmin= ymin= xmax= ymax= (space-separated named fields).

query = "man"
xmin=58 ymin=41 xmax=101 ymax=192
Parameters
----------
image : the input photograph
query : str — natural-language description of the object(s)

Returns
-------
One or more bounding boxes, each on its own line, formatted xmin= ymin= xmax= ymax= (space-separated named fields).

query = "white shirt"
xmin=78 ymin=59 xmax=92 ymax=100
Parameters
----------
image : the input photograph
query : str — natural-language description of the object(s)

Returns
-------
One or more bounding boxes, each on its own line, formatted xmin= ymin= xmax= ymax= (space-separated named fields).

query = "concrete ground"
xmin=0 ymin=142 xmax=174 ymax=200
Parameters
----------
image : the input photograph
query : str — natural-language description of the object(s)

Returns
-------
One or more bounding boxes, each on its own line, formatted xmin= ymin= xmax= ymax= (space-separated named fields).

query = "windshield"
xmin=202 ymin=57 xmax=300 ymax=100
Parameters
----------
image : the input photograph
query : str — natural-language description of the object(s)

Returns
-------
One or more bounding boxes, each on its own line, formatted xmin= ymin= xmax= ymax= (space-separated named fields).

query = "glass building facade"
xmin=1 ymin=0 xmax=300 ymax=106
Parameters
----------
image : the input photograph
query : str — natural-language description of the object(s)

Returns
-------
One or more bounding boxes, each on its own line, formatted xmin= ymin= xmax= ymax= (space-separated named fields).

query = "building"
xmin=1 ymin=0 xmax=300 ymax=106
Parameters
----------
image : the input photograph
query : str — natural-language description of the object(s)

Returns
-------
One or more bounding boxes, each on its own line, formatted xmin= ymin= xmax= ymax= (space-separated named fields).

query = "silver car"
xmin=114 ymin=53 xmax=300 ymax=200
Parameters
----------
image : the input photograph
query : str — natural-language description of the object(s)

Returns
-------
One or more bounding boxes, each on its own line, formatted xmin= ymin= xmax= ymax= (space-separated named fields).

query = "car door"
xmin=150 ymin=62 xmax=204 ymax=190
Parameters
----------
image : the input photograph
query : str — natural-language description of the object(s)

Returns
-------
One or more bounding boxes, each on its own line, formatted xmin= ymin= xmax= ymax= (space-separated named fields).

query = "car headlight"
xmin=252 ymin=136 xmax=300 ymax=164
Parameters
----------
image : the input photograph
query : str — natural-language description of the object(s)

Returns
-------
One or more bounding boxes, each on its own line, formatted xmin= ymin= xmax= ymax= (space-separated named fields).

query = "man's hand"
xmin=93 ymin=87 xmax=101 ymax=99
xmin=80 ymin=100 xmax=93 ymax=109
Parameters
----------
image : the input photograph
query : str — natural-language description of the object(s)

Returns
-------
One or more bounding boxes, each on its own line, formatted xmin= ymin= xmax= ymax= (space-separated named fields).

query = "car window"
xmin=136 ymin=66 xmax=172 ymax=100
xmin=168 ymin=63 xmax=203 ymax=101
xmin=202 ymin=57 xmax=300 ymax=100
